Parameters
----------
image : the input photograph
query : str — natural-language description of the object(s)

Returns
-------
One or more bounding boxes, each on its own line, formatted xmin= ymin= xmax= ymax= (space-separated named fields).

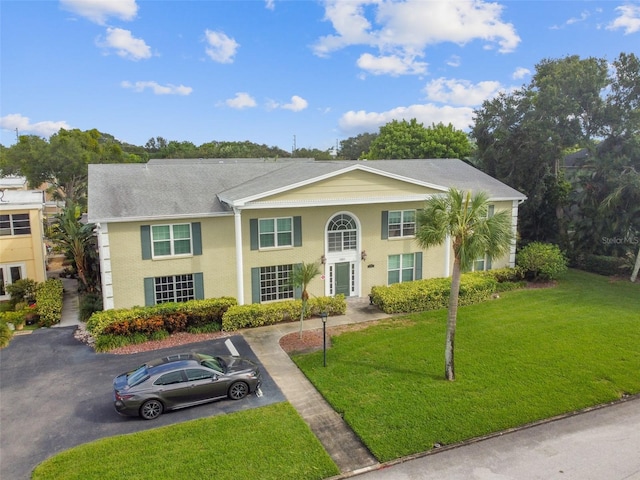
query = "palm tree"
xmin=290 ymin=262 xmax=321 ymax=338
xmin=416 ymin=188 xmax=514 ymax=380
xmin=49 ymin=204 xmax=97 ymax=292
xmin=603 ymin=167 xmax=640 ymax=282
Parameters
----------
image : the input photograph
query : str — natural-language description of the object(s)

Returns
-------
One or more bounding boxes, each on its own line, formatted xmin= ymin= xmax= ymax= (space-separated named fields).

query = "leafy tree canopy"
xmin=365 ymin=119 xmax=472 ymax=160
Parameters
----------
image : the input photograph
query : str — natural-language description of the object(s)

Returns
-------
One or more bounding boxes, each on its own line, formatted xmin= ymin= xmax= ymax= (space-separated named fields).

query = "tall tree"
xmin=48 ymin=204 xmax=99 ymax=292
xmin=366 ymin=119 xmax=471 ymax=160
xmin=416 ymin=189 xmax=513 ymax=380
xmin=339 ymin=132 xmax=378 ymax=160
xmin=290 ymin=262 xmax=321 ymax=338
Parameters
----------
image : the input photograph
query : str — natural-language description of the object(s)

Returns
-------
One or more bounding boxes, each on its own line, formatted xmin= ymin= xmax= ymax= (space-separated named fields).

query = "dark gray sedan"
xmin=113 ymin=352 xmax=262 ymax=420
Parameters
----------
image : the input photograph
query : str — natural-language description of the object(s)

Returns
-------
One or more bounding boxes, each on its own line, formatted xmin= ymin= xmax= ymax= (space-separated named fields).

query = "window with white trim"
xmin=259 ymin=217 xmax=292 ymax=248
xmin=0 ymin=214 xmax=31 ymax=236
xmin=388 ymin=254 xmax=416 ymax=284
xmin=154 ymin=274 xmax=195 ymax=304
xmin=259 ymin=264 xmax=294 ymax=302
xmin=388 ymin=210 xmax=416 ymax=237
xmin=327 ymin=214 xmax=357 ymax=252
xmin=151 ymin=224 xmax=192 ymax=257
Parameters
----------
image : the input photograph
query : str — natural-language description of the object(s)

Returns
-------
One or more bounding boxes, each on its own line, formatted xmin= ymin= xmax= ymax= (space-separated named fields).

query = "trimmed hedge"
xmin=36 ymin=279 xmax=64 ymax=327
xmin=87 ymin=297 xmax=237 ymax=337
xmin=370 ymin=271 xmax=514 ymax=314
xmin=222 ymin=296 xmax=347 ymax=331
xmin=584 ymin=254 xmax=632 ymax=277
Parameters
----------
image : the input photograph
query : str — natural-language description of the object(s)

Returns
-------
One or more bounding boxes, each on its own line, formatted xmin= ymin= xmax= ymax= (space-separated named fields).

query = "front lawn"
xmin=293 ymin=269 xmax=640 ymax=462
xmin=32 ymin=402 xmax=339 ymax=480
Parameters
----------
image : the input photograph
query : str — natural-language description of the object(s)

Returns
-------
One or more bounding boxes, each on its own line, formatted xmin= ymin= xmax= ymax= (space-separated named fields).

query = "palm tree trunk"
xmin=445 ymin=258 xmax=462 ymax=381
xmin=631 ymin=244 xmax=640 ymax=283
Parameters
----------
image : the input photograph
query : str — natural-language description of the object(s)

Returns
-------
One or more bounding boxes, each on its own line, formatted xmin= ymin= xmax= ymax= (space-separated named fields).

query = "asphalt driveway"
xmin=0 ymin=327 xmax=285 ymax=480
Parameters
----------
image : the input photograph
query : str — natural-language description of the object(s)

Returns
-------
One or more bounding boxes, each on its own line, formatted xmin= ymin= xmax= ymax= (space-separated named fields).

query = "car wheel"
xmin=140 ymin=399 xmax=163 ymax=420
xmin=228 ymin=381 xmax=249 ymax=400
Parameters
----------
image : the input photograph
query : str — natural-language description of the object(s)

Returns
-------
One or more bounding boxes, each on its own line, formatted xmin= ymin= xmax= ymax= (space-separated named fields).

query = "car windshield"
xmin=127 ymin=365 xmax=149 ymax=387
xmin=200 ymin=356 xmax=225 ymax=373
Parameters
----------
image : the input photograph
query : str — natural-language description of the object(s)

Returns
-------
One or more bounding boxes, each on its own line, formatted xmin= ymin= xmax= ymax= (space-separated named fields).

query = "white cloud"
xmin=60 ymin=0 xmax=138 ymax=25
xmin=512 ymin=67 xmax=531 ymax=80
xmin=0 ymin=113 xmax=70 ymax=138
xmin=98 ymin=27 xmax=152 ymax=60
xmin=424 ymin=78 xmax=503 ymax=106
xmin=121 ymin=81 xmax=192 ymax=95
xmin=357 ymin=53 xmax=427 ymax=76
xmin=265 ymin=0 xmax=275 ymax=10
xmin=607 ymin=4 xmax=640 ymax=34
xmin=339 ymin=103 xmax=474 ymax=136
xmin=204 ymin=30 xmax=239 ymax=63
xmin=447 ymin=55 xmax=461 ymax=67
xmin=225 ymin=92 xmax=257 ymax=109
xmin=281 ymin=95 xmax=309 ymax=111
xmin=314 ymin=0 xmax=520 ymax=76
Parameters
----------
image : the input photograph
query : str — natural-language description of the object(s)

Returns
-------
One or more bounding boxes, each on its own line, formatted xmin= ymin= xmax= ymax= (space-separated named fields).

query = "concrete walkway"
xmin=243 ymin=298 xmax=388 ymax=474
xmin=53 ymin=277 xmax=80 ymax=327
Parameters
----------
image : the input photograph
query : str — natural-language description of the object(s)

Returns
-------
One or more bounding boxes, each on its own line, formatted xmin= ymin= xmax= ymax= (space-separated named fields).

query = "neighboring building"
xmin=88 ymin=159 xmax=526 ymax=310
xmin=0 ymin=188 xmax=47 ymax=301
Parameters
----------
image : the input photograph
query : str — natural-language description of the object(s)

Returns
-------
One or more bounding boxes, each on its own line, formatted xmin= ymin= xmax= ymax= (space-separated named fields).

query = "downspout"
xmin=233 ymin=208 xmax=245 ymax=305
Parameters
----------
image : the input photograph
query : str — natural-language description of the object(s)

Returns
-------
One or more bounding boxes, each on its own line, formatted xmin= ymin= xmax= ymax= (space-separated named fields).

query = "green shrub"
xmin=221 ymin=296 xmax=347 ymax=331
xmin=86 ymin=297 xmax=236 ymax=337
xmin=371 ymin=273 xmax=498 ymax=314
xmin=5 ymin=279 xmax=38 ymax=307
xmin=79 ymin=293 xmax=103 ymax=322
xmin=0 ymin=320 xmax=12 ymax=348
xmin=517 ymin=242 xmax=568 ymax=281
xmin=187 ymin=322 xmax=222 ymax=334
xmin=35 ymin=279 xmax=64 ymax=327
xmin=583 ymin=254 xmax=632 ymax=277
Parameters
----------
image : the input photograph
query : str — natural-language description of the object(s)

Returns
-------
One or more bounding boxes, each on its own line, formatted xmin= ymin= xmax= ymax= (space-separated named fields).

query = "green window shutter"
xmin=194 ymin=272 xmax=204 ymax=299
xmin=415 ymin=252 xmax=423 ymax=280
xmin=381 ymin=211 xmax=389 ymax=239
xmin=293 ymin=216 xmax=302 ymax=247
xmin=141 ymin=225 xmax=152 ymax=260
xmin=143 ymin=277 xmax=155 ymax=306
xmin=488 ymin=205 xmax=495 ymax=217
xmin=250 ymin=219 xmax=259 ymax=250
xmin=486 ymin=256 xmax=492 ymax=270
xmin=251 ymin=267 xmax=261 ymax=303
xmin=192 ymin=222 xmax=202 ymax=255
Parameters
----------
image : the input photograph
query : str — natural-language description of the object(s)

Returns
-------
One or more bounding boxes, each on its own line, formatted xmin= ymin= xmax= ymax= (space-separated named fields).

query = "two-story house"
xmin=88 ymin=158 xmax=526 ymax=310
xmin=0 ymin=188 xmax=47 ymax=301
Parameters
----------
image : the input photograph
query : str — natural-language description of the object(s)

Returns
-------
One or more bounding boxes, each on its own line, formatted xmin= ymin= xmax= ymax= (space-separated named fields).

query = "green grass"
xmin=293 ymin=269 xmax=640 ymax=462
xmin=32 ymin=403 xmax=339 ymax=480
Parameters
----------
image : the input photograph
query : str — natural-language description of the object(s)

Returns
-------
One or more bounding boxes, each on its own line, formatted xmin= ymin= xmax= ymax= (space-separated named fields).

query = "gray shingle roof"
xmin=88 ymin=159 xmax=525 ymax=223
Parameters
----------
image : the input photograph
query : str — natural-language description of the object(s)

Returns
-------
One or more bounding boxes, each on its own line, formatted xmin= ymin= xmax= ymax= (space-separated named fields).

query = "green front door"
xmin=335 ymin=262 xmax=350 ymax=297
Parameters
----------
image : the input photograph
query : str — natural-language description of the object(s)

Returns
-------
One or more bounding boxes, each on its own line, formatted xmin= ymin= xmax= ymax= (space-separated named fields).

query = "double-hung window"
xmin=0 ymin=213 xmax=31 ymax=236
xmin=388 ymin=254 xmax=416 ymax=284
xmin=151 ymin=224 xmax=192 ymax=257
xmin=259 ymin=217 xmax=292 ymax=248
xmin=388 ymin=210 xmax=416 ymax=238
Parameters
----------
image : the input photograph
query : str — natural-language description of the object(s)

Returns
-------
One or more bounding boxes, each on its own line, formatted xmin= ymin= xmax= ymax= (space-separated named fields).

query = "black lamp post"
xmin=320 ymin=311 xmax=328 ymax=367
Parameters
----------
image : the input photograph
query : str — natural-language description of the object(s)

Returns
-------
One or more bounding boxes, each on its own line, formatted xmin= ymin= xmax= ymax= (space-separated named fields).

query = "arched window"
xmin=327 ymin=214 xmax=357 ymax=252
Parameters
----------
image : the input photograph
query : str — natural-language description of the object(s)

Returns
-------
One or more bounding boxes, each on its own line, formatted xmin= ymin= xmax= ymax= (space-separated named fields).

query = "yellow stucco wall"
xmin=103 ymin=177 xmax=517 ymax=309
xmin=0 ymin=208 xmax=46 ymax=284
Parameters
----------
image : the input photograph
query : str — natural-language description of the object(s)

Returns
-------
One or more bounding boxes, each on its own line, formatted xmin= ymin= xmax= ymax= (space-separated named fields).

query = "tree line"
xmin=1 ymin=52 xmax=638 ymax=277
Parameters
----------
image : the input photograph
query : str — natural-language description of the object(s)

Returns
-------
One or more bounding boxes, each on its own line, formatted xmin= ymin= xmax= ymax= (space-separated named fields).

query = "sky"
xmin=1 ymin=0 xmax=638 ymax=153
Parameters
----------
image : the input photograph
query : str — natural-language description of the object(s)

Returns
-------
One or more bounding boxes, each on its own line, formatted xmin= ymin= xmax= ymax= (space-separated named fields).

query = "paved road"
xmin=0 ymin=328 xmax=285 ymax=480
xmin=354 ymin=397 xmax=640 ymax=480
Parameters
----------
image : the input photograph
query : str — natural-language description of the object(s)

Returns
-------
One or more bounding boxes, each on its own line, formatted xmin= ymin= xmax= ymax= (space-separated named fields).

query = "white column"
xmin=510 ymin=201 xmax=519 ymax=267
xmin=96 ymin=223 xmax=114 ymax=310
xmin=233 ymin=209 xmax=245 ymax=305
